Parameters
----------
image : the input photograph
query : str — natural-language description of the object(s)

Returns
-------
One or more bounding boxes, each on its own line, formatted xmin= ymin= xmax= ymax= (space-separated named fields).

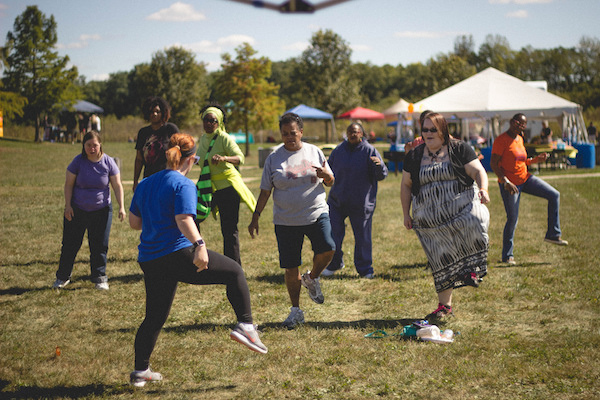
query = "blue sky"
xmin=1 ymin=0 xmax=599 ymax=81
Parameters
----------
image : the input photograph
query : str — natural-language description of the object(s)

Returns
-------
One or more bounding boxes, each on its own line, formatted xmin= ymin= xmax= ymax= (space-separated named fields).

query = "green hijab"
xmin=202 ymin=107 xmax=227 ymax=136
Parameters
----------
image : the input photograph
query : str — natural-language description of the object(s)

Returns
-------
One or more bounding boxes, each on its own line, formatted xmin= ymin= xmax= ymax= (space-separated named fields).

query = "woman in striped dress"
xmin=401 ymin=112 xmax=490 ymax=323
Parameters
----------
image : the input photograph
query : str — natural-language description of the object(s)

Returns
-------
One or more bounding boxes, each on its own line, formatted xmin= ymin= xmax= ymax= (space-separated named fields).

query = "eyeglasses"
xmin=193 ymin=155 xmax=200 ymax=165
xmin=421 ymin=128 xmax=438 ymax=133
xmin=203 ymin=118 xmax=218 ymax=124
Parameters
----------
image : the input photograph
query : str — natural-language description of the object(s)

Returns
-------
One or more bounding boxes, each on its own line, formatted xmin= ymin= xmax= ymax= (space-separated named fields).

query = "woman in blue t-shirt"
xmin=128 ymin=133 xmax=267 ymax=387
xmin=53 ymin=130 xmax=126 ymax=291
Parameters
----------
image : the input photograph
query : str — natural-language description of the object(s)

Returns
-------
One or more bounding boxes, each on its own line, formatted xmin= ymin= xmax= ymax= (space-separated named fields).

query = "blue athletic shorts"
xmin=274 ymin=213 xmax=335 ymax=269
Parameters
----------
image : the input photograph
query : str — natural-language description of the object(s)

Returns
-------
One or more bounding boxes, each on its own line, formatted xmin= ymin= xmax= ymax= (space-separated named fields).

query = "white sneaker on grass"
xmin=130 ymin=368 xmax=163 ymax=387
xmin=301 ymin=272 xmax=324 ymax=304
xmin=95 ymin=282 xmax=109 ymax=290
xmin=52 ymin=279 xmax=70 ymax=289
xmin=282 ymin=307 xmax=305 ymax=329
xmin=321 ymin=264 xmax=344 ymax=277
xmin=230 ymin=323 xmax=268 ymax=354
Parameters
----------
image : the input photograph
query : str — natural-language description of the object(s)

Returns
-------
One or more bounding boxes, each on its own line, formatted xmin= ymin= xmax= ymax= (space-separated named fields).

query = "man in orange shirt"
xmin=491 ymin=113 xmax=567 ymax=265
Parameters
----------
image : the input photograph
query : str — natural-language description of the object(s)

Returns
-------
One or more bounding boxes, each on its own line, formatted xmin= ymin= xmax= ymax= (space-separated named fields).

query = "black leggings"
xmin=134 ymin=247 xmax=252 ymax=371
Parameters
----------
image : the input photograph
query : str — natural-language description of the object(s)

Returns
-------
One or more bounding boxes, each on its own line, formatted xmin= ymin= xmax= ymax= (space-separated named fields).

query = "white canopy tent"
xmin=383 ymin=98 xmax=414 ymax=143
xmin=410 ymin=67 xmax=588 ymax=144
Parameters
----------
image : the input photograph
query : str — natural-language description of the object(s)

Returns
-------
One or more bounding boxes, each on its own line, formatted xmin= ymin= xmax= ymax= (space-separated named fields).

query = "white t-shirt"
xmin=260 ymin=143 xmax=331 ymax=226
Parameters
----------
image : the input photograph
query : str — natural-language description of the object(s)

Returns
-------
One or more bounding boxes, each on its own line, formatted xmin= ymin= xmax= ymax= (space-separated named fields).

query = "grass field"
xmin=1 ymin=139 xmax=600 ymax=399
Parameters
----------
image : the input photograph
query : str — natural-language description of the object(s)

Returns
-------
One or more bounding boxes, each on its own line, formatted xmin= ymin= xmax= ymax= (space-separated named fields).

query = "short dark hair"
xmin=142 ymin=96 xmax=171 ymax=122
xmin=81 ymin=130 xmax=103 ymax=159
xmin=347 ymin=122 xmax=365 ymax=136
xmin=511 ymin=113 xmax=526 ymax=122
xmin=279 ymin=113 xmax=303 ymax=130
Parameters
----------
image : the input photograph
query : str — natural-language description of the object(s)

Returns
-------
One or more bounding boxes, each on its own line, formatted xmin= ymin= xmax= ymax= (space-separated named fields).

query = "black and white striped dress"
xmin=412 ymin=161 xmax=489 ymax=292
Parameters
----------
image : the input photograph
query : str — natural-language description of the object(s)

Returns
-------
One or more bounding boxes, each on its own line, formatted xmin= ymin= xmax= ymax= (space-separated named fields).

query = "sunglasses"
xmin=203 ymin=118 xmax=218 ymax=124
xmin=193 ymin=155 xmax=200 ymax=165
xmin=421 ymin=128 xmax=438 ymax=133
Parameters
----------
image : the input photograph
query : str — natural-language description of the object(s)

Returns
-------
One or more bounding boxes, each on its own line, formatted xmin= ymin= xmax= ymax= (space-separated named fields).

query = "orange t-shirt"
xmin=491 ymin=132 xmax=530 ymax=185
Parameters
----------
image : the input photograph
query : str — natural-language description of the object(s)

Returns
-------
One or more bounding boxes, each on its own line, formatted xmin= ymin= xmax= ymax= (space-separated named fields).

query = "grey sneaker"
xmin=282 ymin=307 xmax=305 ymax=329
xmin=95 ymin=282 xmax=109 ymax=290
xmin=52 ymin=279 xmax=70 ymax=289
xmin=301 ymin=272 xmax=324 ymax=304
xmin=130 ymin=368 xmax=163 ymax=387
xmin=230 ymin=323 xmax=268 ymax=354
xmin=321 ymin=264 xmax=345 ymax=277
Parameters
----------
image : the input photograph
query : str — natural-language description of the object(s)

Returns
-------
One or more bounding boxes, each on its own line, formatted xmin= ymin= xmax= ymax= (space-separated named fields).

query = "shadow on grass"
xmin=493 ymin=261 xmax=552 ymax=269
xmin=0 ymin=379 xmax=237 ymax=399
xmin=0 ymin=256 xmax=137 ymax=268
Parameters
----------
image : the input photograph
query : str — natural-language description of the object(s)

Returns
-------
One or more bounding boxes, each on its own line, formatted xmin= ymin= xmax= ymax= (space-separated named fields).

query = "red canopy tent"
xmin=337 ymin=107 xmax=385 ymax=121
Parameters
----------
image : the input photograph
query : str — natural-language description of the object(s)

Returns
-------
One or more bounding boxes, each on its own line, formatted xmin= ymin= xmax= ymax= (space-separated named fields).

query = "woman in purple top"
xmin=53 ymin=131 xmax=126 ymax=290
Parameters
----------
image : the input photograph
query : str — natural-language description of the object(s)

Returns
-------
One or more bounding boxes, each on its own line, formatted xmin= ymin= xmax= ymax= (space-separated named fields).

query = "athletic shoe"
xmin=130 ymin=368 xmax=163 ymax=387
xmin=301 ymin=272 xmax=324 ymax=304
xmin=544 ymin=237 xmax=568 ymax=246
xmin=321 ymin=264 xmax=345 ymax=277
xmin=95 ymin=282 xmax=109 ymax=290
xmin=230 ymin=323 xmax=268 ymax=354
xmin=52 ymin=279 xmax=70 ymax=289
xmin=464 ymin=272 xmax=480 ymax=288
xmin=282 ymin=307 xmax=305 ymax=329
xmin=362 ymin=273 xmax=374 ymax=279
xmin=425 ymin=303 xmax=454 ymax=322
xmin=502 ymin=257 xmax=516 ymax=266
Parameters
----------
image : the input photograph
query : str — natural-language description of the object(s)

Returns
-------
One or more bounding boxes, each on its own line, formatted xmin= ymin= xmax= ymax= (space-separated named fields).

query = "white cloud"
xmin=178 ymin=40 xmax=222 ymax=54
xmin=394 ymin=31 xmax=464 ymax=39
xmin=282 ymin=41 xmax=309 ymax=51
xmin=351 ymin=44 xmax=371 ymax=52
xmin=91 ymin=73 xmax=109 ymax=81
xmin=146 ymin=2 xmax=206 ymax=22
xmin=489 ymin=0 xmax=552 ymax=4
xmin=56 ymin=33 xmax=101 ymax=50
xmin=507 ymin=9 xmax=528 ymax=18
xmin=216 ymin=34 xmax=255 ymax=46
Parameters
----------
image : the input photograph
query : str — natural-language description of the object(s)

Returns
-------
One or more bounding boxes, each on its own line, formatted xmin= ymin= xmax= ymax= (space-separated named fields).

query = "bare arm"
xmin=109 ymin=173 xmax=127 ymax=221
xmin=64 ymin=171 xmax=77 ymax=221
xmin=248 ymin=189 xmax=272 ymax=238
xmin=464 ymin=159 xmax=490 ymax=204
xmin=133 ymin=150 xmax=144 ymax=192
xmin=400 ymin=171 xmax=413 ymax=230
xmin=175 ymin=214 xmax=209 ymax=272
xmin=129 ymin=212 xmax=142 ymax=230
xmin=491 ymin=153 xmax=518 ymax=195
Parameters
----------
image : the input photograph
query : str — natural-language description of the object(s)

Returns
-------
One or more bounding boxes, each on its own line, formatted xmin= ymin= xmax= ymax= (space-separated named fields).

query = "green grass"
xmin=1 ymin=138 xmax=600 ymax=399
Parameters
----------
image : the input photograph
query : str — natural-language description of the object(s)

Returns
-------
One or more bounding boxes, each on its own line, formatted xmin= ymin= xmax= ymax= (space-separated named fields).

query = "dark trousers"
xmin=134 ymin=247 xmax=252 ymax=371
xmin=213 ymin=186 xmax=241 ymax=265
xmin=56 ymin=205 xmax=112 ymax=283
xmin=328 ymin=203 xmax=374 ymax=276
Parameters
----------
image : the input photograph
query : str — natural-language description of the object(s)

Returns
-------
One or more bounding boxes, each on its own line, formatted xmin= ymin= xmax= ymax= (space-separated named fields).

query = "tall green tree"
xmin=132 ymin=46 xmax=209 ymax=128
xmin=0 ymin=45 xmax=27 ymax=119
xmin=291 ymin=29 xmax=361 ymax=116
xmin=2 ymin=6 xmax=79 ymax=141
xmin=214 ymin=43 xmax=284 ymax=155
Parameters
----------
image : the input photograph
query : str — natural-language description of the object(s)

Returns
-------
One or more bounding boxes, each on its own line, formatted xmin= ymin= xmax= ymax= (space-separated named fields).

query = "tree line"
xmin=2 ymin=6 xmax=599 ymax=141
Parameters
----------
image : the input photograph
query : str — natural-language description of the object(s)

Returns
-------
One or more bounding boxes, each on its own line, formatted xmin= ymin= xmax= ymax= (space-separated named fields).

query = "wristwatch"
xmin=193 ymin=238 xmax=205 ymax=249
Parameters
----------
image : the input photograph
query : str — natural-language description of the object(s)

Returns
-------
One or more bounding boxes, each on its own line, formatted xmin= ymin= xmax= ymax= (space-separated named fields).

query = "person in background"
xmin=53 ymin=130 xmax=126 ymax=291
xmin=133 ymin=96 xmax=179 ymax=192
xmin=540 ymin=120 xmax=553 ymax=144
xmin=491 ymin=113 xmax=567 ymax=266
xmin=89 ymin=114 xmax=101 ymax=133
xmin=401 ymin=112 xmax=490 ymax=323
xmin=196 ymin=104 xmax=256 ymax=265
xmin=587 ymin=122 xmax=597 ymax=144
xmin=322 ymin=122 xmax=388 ymax=279
xmin=248 ymin=113 xmax=335 ymax=329
xmin=404 ymin=110 xmax=432 ymax=153
xmin=129 ymin=133 xmax=267 ymax=387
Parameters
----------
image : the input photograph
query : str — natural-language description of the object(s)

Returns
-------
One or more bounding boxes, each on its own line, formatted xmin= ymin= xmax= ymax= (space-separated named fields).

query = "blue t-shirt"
xmin=67 ymin=154 xmax=119 ymax=211
xmin=129 ymin=169 xmax=197 ymax=262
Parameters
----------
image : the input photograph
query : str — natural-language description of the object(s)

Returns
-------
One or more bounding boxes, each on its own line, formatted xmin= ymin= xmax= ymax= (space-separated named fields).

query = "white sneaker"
xmin=301 ymin=272 xmax=324 ymax=304
xmin=95 ymin=282 xmax=109 ymax=290
xmin=130 ymin=368 xmax=163 ymax=387
xmin=544 ymin=237 xmax=568 ymax=246
xmin=282 ymin=307 xmax=305 ymax=329
xmin=230 ymin=323 xmax=268 ymax=354
xmin=52 ymin=279 xmax=70 ymax=289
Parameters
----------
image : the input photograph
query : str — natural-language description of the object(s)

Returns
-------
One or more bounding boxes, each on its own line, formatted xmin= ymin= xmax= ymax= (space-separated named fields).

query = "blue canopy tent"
xmin=71 ymin=100 xmax=104 ymax=113
xmin=285 ymin=104 xmax=336 ymax=142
